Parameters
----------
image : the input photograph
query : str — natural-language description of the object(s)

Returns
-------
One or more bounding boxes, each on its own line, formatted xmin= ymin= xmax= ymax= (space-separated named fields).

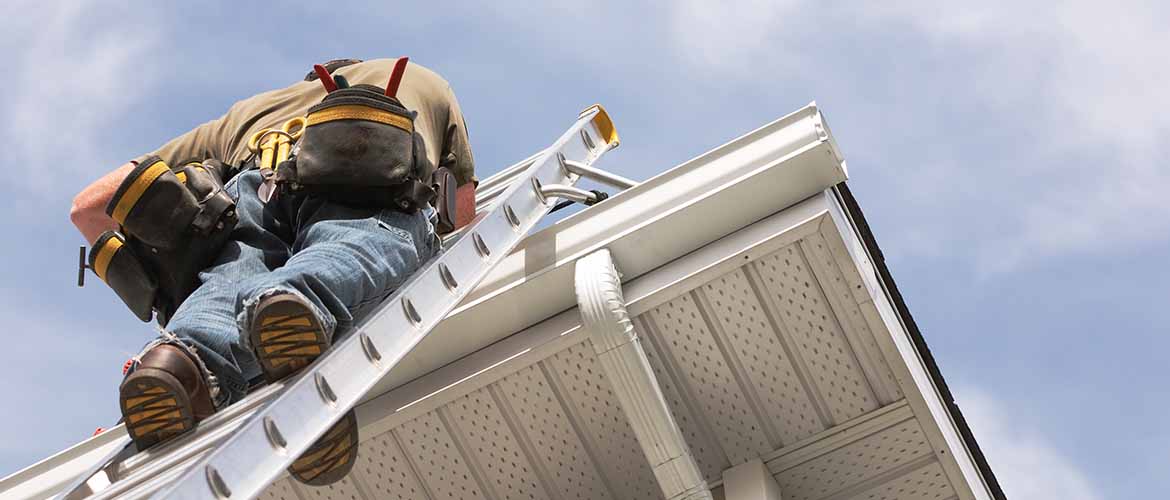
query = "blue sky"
xmin=1 ymin=1 xmax=1165 ymax=498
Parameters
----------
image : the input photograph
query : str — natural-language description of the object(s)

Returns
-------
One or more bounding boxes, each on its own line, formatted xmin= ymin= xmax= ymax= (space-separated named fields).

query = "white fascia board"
xmin=368 ymin=103 xmax=847 ymax=398
xmin=821 ymin=189 xmax=1000 ymax=500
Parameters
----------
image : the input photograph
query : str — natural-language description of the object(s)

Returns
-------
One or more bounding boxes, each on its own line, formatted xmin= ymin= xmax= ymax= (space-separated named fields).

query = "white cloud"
xmin=860 ymin=1 xmax=1170 ymax=273
xmin=957 ymin=387 xmax=1101 ymax=500
xmin=1 ymin=1 xmax=159 ymax=198
xmin=667 ymin=1 xmax=1170 ymax=272
xmin=668 ymin=0 xmax=802 ymax=75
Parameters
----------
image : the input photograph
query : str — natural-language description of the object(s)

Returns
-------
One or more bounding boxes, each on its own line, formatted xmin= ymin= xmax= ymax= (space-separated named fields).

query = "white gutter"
xmin=371 ymin=102 xmax=847 ymax=397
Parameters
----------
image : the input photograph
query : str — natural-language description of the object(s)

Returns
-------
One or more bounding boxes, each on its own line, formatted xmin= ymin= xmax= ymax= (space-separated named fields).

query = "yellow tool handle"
xmin=275 ymin=139 xmax=291 ymax=166
xmin=258 ymin=142 xmax=276 ymax=171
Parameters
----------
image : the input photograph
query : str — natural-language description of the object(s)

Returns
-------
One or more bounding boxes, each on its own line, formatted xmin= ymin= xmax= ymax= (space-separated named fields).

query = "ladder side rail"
xmin=474 ymin=149 xmax=545 ymax=198
xmin=83 ymin=385 xmax=285 ymax=500
xmin=54 ymin=441 xmax=134 ymax=500
xmin=151 ymin=108 xmax=617 ymax=500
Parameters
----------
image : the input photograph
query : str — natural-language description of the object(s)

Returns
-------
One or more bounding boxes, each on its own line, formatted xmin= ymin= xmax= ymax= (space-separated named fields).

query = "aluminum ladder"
xmin=55 ymin=105 xmax=628 ymax=500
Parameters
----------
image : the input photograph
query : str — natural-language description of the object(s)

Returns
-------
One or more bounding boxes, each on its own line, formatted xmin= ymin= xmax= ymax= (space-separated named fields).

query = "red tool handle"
xmin=385 ymin=57 xmax=409 ymax=98
xmin=313 ymin=64 xmax=338 ymax=92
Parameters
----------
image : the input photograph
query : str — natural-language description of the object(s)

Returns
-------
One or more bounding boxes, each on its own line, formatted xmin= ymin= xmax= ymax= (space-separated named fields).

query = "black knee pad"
xmin=90 ymin=231 xmax=157 ymax=322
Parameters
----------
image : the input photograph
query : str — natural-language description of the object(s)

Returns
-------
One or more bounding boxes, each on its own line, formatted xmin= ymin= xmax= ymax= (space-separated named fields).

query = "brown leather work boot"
xmin=249 ymin=293 xmax=359 ymax=487
xmin=119 ymin=344 xmax=216 ymax=450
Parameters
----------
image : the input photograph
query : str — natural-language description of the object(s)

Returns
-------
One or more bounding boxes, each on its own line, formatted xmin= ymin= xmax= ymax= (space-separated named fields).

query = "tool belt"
xmin=274 ymin=83 xmax=437 ymax=210
xmin=268 ymin=59 xmax=457 ymax=233
xmin=89 ymin=156 xmax=238 ymax=324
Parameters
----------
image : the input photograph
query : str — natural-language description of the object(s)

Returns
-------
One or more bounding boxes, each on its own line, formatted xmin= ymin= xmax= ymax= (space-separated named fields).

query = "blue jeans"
xmin=150 ymin=168 xmax=438 ymax=405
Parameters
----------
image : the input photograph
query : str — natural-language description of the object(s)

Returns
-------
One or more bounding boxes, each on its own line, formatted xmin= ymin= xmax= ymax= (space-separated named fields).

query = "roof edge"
xmin=832 ymin=183 xmax=1007 ymax=500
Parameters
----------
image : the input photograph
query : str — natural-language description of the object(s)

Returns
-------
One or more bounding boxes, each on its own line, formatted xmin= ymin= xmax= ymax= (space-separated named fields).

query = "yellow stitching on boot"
xmin=174 ymin=171 xmax=187 ymax=184
xmin=266 ymin=346 xmax=322 ymax=357
xmin=261 ymin=315 xmax=313 ymax=327
xmin=296 ymin=446 xmax=332 ymax=465
xmin=93 ymin=236 xmax=124 ymax=282
xmin=123 ymin=395 xmax=174 ymax=410
xmin=270 ymin=318 xmax=312 ymax=327
xmin=305 ymin=105 xmax=413 ymax=132
xmin=128 ymin=406 xmax=178 ymax=423
xmin=259 ymin=331 xmax=318 ymax=343
xmin=136 ymin=417 xmax=184 ymax=434
xmin=112 ymin=160 xmax=170 ymax=224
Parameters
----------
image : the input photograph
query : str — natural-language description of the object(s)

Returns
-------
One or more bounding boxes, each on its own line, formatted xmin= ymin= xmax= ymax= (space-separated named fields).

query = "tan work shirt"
xmin=138 ymin=58 xmax=476 ymax=186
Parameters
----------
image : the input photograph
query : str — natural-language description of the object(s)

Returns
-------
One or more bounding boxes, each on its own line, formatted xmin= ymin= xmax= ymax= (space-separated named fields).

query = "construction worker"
xmin=69 ymin=58 xmax=476 ymax=486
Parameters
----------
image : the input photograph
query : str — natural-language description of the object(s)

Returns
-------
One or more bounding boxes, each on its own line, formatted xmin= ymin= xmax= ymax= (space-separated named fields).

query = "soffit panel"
xmin=494 ymin=364 xmax=615 ymax=500
xmin=443 ymin=387 xmax=552 ymax=499
xmin=641 ymin=292 xmax=774 ymax=465
xmin=257 ymin=479 xmax=301 ymax=500
xmin=638 ymin=317 xmax=732 ymax=483
xmin=771 ymin=418 xmax=936 ymax=500
xmin=394 ymin=412 xmax=489 ymax=500
xmin=799 ymin=232 xmax=903 ymax=403
xmin=250 ymin=195 xmax=970 ymax=500
xmin=351 ymin=430 xmax=429 ymax=500
xmin=752 ymin=244 xmax=879 ymax=424
xmin=294 ymin=476 xmax=366 ymax=500
xmin=842 ymin=459 xmax=956 ymax=500
xmin=543 ymin=343 xmax=665 ymax=499
xmin=698 ymin=268 xmax=828 ymax=444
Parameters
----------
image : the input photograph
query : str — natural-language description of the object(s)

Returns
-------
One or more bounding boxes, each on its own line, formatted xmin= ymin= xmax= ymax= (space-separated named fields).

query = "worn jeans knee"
xmin=142 ymin=166 xmax=438 ymax=404
xmin=234 ymin=201 xmax=437 ymax=346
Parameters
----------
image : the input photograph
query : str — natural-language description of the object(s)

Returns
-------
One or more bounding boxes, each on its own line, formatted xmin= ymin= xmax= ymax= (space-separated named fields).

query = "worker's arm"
xmin=70 ymin=162 xmax=136 ymax=244
xmin=443 ymin=84 xmax=477 ymax=229
xmin=70 ymin=112 xmax=234 ymax=244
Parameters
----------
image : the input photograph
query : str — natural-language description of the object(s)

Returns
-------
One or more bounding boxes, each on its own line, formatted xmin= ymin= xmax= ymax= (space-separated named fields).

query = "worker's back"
xmin=145 ymin=58 xmax=476 ymax=186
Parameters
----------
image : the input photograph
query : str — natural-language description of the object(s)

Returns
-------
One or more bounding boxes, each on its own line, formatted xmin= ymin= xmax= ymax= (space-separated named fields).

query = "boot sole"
xmin=248 ymin=295 xmax=358 ymax=486
xmin=120 ymin=367 xmax=196 ymax=450
xmin=287 ymin=411 xmax=359 ymax=487
xmin=249 ymin=296 xmax=329 ymax=383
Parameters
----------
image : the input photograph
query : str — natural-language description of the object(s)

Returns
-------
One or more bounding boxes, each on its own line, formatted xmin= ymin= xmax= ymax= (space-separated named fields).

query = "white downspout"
xmin=575 ymin=249 xmax=712 ymax=500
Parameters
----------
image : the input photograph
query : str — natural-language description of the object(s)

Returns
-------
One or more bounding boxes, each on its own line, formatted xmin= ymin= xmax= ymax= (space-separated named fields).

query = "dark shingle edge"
xmin=833 ymin=183 xmax=1007 ymax=500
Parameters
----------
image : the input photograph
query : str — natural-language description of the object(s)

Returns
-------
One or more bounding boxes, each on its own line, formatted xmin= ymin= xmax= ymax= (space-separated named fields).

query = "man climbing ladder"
xmin=70 ymin=57 xmax=477 ymax=486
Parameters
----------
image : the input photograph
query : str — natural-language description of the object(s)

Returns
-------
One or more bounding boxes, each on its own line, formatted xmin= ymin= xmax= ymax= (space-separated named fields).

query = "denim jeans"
xmin=150 ymin=168 xmax=438 ymax=405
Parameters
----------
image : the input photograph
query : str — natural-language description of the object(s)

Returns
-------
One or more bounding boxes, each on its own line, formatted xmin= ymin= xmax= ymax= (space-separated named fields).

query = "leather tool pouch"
xmin=431 ymin=167 xmax=456 ymax=235
xmin=100 ymin=156 xmax=238 ymax=324
xmin=277 ymin=84 xmax=435 ymax=211
xmin=90 ymin=231 xmax=157 ymax=322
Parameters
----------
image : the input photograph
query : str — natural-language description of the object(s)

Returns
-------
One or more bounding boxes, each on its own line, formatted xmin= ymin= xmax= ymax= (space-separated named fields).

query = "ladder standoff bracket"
xmin=540 ymin=184 xmax=599 ymax=205
xmin=559 ymin=157 xmax=637 ymax=190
